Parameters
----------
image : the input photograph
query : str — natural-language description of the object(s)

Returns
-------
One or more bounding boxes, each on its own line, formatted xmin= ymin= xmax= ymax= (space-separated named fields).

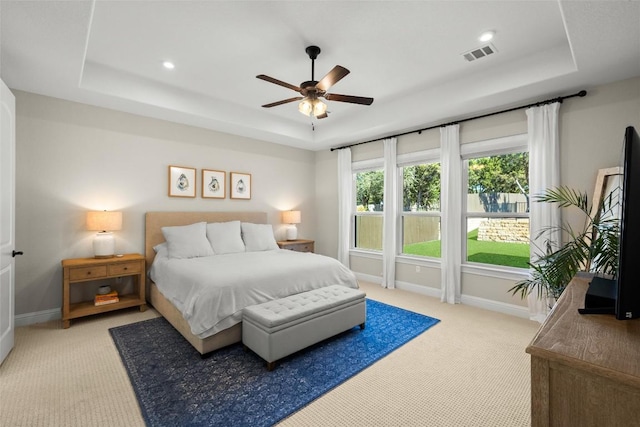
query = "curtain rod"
xmin=329 ymin=89 xmax=587 ymax=152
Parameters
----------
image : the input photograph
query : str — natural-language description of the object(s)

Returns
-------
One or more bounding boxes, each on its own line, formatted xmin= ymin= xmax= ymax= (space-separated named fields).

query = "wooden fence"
xmin=355 ymin=215 xmax=440 ymax=250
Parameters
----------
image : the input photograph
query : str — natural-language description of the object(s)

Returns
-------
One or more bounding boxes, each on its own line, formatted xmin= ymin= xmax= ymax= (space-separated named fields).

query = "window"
xmin=401 ymin=162 xmax=441 ymax=258
xmin=463 ymin=150 xmax=530 ymax=269
xmin=354 ymin=169 xmax=384 ymax=251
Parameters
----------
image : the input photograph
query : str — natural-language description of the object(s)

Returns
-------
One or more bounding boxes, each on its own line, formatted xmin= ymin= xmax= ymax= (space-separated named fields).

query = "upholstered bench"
xmin=242 ymin=285 xmax=366 ymax=370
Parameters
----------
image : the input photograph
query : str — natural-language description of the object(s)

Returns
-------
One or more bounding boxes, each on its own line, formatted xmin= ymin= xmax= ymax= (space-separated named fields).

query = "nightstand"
xmin=277 ymin=239 xmax=315 ymax=253
xmin=61 ymin=253 xmax=146 ymax=328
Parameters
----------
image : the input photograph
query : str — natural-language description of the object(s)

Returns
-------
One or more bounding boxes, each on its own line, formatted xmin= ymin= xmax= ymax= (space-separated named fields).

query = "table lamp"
xmin=86 ymin=210 xmax=122 ymax=258
xmin=282 ymin=210 xmax=301 ymax=241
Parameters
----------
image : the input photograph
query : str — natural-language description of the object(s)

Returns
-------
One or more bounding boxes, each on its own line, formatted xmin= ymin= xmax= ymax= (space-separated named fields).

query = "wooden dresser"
xmin=526 ymin=274 xmax=640 ymax=426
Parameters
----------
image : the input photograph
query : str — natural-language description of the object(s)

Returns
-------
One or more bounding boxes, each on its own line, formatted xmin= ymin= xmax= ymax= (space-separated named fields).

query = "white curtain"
xmin=337 ymin=147 xmax=353 ymax=268
xmin=527 ymin=102 xmax=561 ymax=322
xmin=440 ymin=125 xmax=461 ymax=304
xmin=382 ymin=138 xmax=398 ymax=288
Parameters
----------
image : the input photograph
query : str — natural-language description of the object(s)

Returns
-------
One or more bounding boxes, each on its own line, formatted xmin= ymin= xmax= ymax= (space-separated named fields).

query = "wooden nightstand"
xmin=277 ymin=239 xmax=315 ymax=253
xmin=61 ymin=253 xmax=146 ymax=328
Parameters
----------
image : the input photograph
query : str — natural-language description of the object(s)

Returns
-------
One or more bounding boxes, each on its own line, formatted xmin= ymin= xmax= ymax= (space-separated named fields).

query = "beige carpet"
xmin=0 ymin=282 xmax=539 ymax=426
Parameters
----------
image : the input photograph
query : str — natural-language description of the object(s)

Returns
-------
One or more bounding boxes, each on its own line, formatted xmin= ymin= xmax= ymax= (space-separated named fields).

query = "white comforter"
xmin=149 ymin=249 xmax=358 ymax=338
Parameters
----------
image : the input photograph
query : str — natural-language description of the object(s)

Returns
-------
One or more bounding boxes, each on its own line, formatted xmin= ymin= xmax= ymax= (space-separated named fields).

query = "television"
xmin=579 ymin=126 xmax=640 ymax=319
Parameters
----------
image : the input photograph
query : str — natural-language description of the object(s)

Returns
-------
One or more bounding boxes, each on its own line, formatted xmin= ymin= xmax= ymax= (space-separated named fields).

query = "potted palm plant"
xmin=510 ymin=185 xmax=620 ymax=301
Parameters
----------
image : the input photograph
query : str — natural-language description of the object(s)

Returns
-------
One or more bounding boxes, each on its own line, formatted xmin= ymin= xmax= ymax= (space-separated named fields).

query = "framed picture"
xmin=168 ymin=165 xmax=196 ymax=198
xmin=230 ymin=172 xmax=251 ymax=200
xmin=202 ymin=169 xmax=226 ymax=199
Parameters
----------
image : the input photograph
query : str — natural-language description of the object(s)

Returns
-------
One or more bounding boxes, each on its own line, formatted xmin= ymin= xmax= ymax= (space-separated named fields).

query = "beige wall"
xmin=14 ymin=91 xmax=317 ymax=317
xmin=314 ymin=76 xmax=640 ymax=311
xmin=313 ymin=149 xmax=339 ymax=256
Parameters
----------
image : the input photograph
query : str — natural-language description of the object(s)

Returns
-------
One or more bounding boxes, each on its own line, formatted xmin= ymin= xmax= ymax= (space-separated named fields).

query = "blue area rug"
xmin=110 ymin=299 xmax=439 ymax=427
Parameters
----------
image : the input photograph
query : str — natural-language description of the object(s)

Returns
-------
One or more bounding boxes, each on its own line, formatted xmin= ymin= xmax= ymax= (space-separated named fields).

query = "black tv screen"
xmin=615 ymin=126 xmax=640 ymax=319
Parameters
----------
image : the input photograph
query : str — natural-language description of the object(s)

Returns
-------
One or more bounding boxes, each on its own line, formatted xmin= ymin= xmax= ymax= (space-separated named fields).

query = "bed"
xmin=144 ymin=211 xmax=358 ymax=355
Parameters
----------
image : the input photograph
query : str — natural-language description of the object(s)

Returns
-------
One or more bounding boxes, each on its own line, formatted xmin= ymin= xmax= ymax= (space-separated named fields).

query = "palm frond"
xmin=517 ymin=183 xmax=621 ymax=302
xmin=534 ymin=186 xmax=590 ymax=216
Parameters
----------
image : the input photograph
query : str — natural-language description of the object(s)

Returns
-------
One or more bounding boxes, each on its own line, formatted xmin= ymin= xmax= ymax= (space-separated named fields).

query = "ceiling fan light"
xmin=313 ymin=100 xmax=327 ymax=117
xmin=298 ymin=98 xmax=313 ymax=116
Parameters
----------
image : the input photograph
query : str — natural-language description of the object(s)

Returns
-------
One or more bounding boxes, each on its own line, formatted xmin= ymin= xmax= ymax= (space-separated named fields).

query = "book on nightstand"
xmin=94 ymin=291 xmax=119 ymax=306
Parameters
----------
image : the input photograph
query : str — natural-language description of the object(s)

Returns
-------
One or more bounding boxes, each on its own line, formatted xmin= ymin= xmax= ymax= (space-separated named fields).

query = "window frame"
xmin=352 ymin=159 xmax=384 ymax=253
xmin=460 ymin=134 xmax=530 ymax=274
xmin=397 ymin=148 xmax=442 ymax=260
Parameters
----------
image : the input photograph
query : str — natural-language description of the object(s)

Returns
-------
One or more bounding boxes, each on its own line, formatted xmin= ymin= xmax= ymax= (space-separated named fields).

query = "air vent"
xmin=462 ymin=43 xmax=497 ymax=62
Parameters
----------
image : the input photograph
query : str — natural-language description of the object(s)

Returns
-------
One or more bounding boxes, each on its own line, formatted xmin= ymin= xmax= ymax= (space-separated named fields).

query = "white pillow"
xmin=241 ymin=222 xmax=279 ymax=252
xmin=206 ymin=221 xmax=245 ymax=254
xmin=153 ymin=242 xmax=168 ymax=257
xmin=161 ymin=222 xmax=214 ymax=259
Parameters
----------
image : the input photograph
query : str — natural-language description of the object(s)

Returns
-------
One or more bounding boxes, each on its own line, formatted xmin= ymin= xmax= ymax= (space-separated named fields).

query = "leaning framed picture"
xmin=230 ymin=172 xmax=251 ymax=200
xmin=202 ymin=169 xmax=226 ymax=199
xmin=168 ymin=165 xmax=196 ymax=198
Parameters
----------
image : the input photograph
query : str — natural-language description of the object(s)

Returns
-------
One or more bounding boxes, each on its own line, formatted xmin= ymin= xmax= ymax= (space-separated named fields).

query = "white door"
xmin=0 ymin=79 xmax=16 ymax=365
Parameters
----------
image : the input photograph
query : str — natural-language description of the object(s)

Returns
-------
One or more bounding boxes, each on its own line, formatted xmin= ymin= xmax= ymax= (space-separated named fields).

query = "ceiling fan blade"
xmin=256 ymin=75 xmax=301 ymax=92
xmin=316 ymin=113 xmax=328 ymax=119
xmin=324 ymin=93 xmax=374 ymax=105
xmin=261 ymin=97 xmax=303 ymax=108
xmin=316 ymin=66 xmax=350 ymax=91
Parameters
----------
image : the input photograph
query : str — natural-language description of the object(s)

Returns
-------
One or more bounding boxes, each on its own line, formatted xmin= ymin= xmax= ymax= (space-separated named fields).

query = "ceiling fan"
xmin=257 ymin=45 xmax=374 ymax=120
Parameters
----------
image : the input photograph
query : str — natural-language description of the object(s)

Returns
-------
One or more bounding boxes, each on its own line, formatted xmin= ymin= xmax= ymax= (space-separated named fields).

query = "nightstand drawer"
xmin=293 ymin=243 xmax=313 ymax=252
xmin=277 ymin=240 xmax=315 ymax=253
xmin=108 ymin=261 xmax=141 ymax=276
xmin=69 ymin=266 xmax=107 ymax=281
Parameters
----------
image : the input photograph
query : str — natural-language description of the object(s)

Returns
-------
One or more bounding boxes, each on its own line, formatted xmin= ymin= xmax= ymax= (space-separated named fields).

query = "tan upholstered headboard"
xmin=145 ymin=211 xmax=268 ymax=270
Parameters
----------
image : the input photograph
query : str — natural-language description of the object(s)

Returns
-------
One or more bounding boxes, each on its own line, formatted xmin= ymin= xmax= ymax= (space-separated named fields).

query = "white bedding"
xmin=149 ymin=249 xmax=358 ymax=338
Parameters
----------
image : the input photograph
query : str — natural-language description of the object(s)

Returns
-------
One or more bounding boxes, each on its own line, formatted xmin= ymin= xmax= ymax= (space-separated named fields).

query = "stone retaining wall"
xmin=477 ymin=218 xmax=530 ymax=243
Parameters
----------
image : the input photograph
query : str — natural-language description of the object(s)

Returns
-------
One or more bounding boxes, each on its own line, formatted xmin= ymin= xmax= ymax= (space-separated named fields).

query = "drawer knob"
xmin=123 ymin=267 xmax=128 ymax=270
xmin=86 ymin=272 xmax=91 ymax=275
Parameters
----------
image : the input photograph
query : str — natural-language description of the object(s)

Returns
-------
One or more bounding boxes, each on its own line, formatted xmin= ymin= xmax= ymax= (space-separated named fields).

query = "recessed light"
xmin=162 ymin=61 xmax=175 ymax=70
xmin=479 ymin=31 xmax=495 ymax=42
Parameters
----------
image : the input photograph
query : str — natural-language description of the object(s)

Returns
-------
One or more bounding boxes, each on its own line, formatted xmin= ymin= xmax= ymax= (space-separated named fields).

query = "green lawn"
xmin=403 ymin=228 xmax=530 ymax=269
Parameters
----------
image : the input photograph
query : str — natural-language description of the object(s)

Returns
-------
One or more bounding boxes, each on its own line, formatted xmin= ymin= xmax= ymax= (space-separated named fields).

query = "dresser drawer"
xmin=69 ymin=266 xmax=107 ymax=281
xmin=108 ymin=261 xmax=141 ymax=276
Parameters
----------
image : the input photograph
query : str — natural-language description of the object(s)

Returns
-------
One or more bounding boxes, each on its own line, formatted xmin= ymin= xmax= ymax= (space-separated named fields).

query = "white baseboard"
xmin=460 ymin=294 xmax=529 ymax=319
xmin=355 ymin=272 xmax=382 ymax=285
xmin=395 ymin=280 xmax=441 ymax=298
xmin=355 ymin=273 xmax=529 ymax=319
xmin=15 ymin=308 xmax=61 ymax=327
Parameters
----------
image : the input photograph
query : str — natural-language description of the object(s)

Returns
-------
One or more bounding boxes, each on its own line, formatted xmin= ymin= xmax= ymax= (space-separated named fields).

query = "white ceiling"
xmin=1 ymin=1 xmax=639 ymax=151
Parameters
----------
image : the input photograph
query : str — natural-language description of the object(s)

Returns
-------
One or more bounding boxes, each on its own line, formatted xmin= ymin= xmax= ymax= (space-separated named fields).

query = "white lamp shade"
xmin=86 ymin=211 xmax=122 ymax=231
xmin=282 ymin=210 xmax=301 ymax=224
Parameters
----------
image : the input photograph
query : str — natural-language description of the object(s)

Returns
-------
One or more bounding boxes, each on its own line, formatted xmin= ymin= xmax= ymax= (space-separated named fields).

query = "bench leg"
xmin=360 ymin=322 xmax=365 ymax=330
xmin=267 ymin=361 xmax=276 ymax=371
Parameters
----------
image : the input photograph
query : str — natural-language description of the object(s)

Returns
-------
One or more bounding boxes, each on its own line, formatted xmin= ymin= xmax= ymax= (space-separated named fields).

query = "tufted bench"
xmin=242 ymin=285 xmax=366 ymax=370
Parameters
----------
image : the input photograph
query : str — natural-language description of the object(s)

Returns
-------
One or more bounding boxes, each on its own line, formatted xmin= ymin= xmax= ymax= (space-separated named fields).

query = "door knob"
xmin=12 ymin=250 xmax=23 ymax=257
